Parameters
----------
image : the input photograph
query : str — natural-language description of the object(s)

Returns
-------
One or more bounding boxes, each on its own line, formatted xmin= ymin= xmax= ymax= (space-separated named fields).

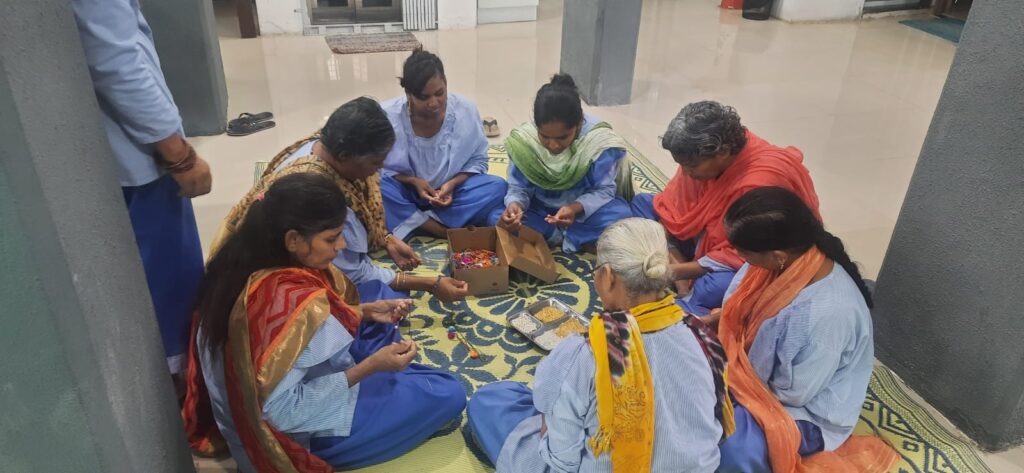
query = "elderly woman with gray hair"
xmin=467 ymin=218 xmax=731 ymax=472
xmin=632 ymin=101 xmax=821 ymax=317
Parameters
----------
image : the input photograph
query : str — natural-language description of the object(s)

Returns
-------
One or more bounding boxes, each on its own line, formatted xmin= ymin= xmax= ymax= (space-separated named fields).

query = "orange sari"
xmin=182 ymin=266 xmax=361 ymax=473
xmin=719 ymin=248 xmax=898 ymax=473
xmin=653 ymin=131 xmax=820 ymax=269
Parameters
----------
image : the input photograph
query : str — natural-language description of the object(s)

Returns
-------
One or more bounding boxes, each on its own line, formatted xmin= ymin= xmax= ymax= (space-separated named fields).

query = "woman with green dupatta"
xmin=487 ymin=74 xmax=634 ymax=253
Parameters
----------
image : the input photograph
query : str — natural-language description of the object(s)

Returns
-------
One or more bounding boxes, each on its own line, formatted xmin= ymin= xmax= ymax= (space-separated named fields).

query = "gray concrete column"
xmin=142 ymin=0 xmax=229 ymax=136
xmin=872 ymin=0 xmax=1024 ymax=451
xmin=0 ymin=1 xmax=195 ymax=472
xmin=560 ymin=0 xmax=643 ymax=105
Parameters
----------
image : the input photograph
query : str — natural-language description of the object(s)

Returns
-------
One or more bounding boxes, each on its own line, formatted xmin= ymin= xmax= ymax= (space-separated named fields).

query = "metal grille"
xmin=402 ymin=0 xmax=437 ymax=31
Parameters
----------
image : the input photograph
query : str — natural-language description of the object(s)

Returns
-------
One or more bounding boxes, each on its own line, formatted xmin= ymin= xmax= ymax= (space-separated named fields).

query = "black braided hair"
xmin=724 ymin=186 xmax=873 ymax=308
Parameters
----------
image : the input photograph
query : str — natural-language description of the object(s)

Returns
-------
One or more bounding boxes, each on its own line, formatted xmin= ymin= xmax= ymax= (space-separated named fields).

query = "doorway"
xmin=309 ymin=0 xmax=403 ymax=25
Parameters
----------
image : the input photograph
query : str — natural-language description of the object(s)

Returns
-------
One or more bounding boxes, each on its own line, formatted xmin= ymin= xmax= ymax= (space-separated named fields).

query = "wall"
xmin=257 ymin=0 xmax=304 ymax=34
xmin=772 ymin=0 xmax=864 ymax=21
xmin=142 ymin=0 xmax=229 ymax=135
xmin=440 ymin=0 xmax=478 ymax=29
xmin=871 ymin=0 xmax=1024 ymax=451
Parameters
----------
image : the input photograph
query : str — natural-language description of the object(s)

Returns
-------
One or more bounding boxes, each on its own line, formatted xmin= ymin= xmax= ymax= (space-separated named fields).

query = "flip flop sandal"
xmin=228 ymin=112 xmax=274 ymax=128
xmin=482 ymin=117 xmax=501 ymax=138
xmin=227 ymin=119 xmax=276 ymax=137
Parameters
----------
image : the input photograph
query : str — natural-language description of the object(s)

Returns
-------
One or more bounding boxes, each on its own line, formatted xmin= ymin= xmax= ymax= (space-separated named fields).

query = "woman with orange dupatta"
xmin=182 ymin=173 xmax=466 ymax=472
xmin=631 ymin=101 xmax=820 ymax=317
xmin=467 ymin=218 xmax=731 ymax=472
xmin=714 ymin=187 xmax=898 ymax=473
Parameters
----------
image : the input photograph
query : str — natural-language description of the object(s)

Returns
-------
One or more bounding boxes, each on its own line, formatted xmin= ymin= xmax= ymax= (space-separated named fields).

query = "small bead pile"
xmin=451 ymin=249 xmax=499 ymax=270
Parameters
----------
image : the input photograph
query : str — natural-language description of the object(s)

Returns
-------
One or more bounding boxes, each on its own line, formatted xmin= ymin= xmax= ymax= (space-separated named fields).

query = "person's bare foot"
xmin=419 ymin=219 xmax=449 ymax=239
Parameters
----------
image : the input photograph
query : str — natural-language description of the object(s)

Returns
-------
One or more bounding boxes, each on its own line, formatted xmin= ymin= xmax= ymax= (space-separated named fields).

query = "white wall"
xmin=438 ymin=0 xmax=478 ymax=29
xmin=772 ymin=0 xmax=864 ymax=21
xmin=256 ymin=0 xmax=304 ymax=34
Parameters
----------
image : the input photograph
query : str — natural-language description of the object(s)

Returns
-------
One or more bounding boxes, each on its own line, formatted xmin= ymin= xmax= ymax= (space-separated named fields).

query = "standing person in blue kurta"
xmin=467 ymin=218 xmax=732 ymax=472
xmin=487 ymin=75 xmax=634 ymax=253
xmin=71 ymin=0 xmax=210 ymax=378
xmin=714 ymin=187 xmax=896 ymax=473
xmin=380 ymin=50 xmax=507 ymax=239
xmin=183 ymin=173 xmax=466 ymax=472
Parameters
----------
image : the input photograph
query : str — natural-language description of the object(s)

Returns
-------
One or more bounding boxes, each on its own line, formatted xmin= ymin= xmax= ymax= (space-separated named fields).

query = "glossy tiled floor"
xmin=192 ymin=1 xmax=1024 ymax=470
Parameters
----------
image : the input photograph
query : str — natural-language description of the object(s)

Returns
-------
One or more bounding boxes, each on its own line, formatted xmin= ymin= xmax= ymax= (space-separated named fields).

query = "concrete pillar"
xmin=559 ymin=0 xmax=642 ymax=106
xmin=141 ymin=0 xmax=229 ymax=136
xmin=871 ymin=0 xmax=1024 ymax=451
xmin=0 ymin=1 xmax=195 ymax=472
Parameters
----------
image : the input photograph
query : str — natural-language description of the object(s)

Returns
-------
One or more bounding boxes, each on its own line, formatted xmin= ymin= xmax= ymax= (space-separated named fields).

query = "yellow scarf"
xmin=588 ymin=295 xmax=682 ymax=472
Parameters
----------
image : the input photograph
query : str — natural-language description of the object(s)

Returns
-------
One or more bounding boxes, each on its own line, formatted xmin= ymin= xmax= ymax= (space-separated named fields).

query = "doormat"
xmin=326 ymin=32 xmax=422 ymax=55
xmin=900 ymin=17 xmax=965 ymax=43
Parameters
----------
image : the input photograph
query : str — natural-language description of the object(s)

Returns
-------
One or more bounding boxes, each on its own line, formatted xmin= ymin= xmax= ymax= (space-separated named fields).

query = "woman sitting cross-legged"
xmin=209 ymin=97 xmax=469 ymax=304
xmin=380 ymin=49 xmax=508 ymax=239
xmin=467 ymin=218 xmax=731 ymax=472
xmin=631 ymin=101 xmax=820 ymax=315
xmin=715 ymin=187 xmax=898 ymax=473
xmin=488 ymin=74 xmax=634 ymax=253
xmin=182 ymin=173 xmax=466 ymax=472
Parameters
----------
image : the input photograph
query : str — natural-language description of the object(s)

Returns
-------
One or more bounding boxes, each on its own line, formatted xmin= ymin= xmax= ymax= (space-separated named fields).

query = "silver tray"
xmin=507 ymin=298 xmax=589 ymax=351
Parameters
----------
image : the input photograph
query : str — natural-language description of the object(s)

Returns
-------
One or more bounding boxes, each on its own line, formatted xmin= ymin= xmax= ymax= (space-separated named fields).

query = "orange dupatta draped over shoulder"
xmin=653 ymin=131 xmax=820 ymax=269
xmin=718 ymin=247 xmax=898 ymax=473
xmin=182 ymin=266 xmax=361 ymax=473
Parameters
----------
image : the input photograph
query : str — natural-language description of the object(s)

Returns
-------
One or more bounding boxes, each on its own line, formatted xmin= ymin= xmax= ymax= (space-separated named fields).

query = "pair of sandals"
xmin=228 ymin=112 xmax=276 ymax=136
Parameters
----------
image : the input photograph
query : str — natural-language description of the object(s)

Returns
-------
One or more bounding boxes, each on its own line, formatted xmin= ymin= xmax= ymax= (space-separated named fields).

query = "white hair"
xmin=595 ymin=218 xmax=671 ymax=294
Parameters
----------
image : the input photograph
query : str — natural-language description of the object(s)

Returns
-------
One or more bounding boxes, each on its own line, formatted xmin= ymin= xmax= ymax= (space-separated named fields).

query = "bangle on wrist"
xmin=431 ymin=275 xmax=443 ymax=292
xmin=157 ymin=142 xmax=197 ymax=174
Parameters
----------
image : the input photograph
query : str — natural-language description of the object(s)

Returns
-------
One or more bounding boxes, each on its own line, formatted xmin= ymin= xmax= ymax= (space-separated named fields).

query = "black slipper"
xmin=228 ymin=112 xmax=273 ymax=127
xmin=227 ymin=119 xmax=276 ymax=137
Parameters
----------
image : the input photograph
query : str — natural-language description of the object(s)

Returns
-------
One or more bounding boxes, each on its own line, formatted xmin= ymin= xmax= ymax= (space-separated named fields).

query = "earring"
xmin=778 ymin=261 xmax=786 ymax=272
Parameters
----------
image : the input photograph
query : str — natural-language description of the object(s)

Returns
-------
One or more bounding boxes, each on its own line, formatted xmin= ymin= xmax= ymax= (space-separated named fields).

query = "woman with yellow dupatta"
xmin=182 ymin=173 xmax=466 ymax=472
xmin=715 ymin=187 xmax=898 ymax=473
xmin=467 ymin=218 xmax=730 ymax=472
xmin=210 ymin=97 xmax=470 ymax=304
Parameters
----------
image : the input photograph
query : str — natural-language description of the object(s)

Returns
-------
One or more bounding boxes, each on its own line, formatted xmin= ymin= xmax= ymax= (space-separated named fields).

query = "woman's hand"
xmin=362 ymin=299 xmax=414 ymax=324
xmin=700 ymin=308 xmax=722 ymax=331
xmin=544 ymin=205 xmax=577 ymax=227
xmin=433 ymin=277 xmax=470 ymax=302
xmin=386 ymin=237 xmax=421 ymax=271
xmin=368 ymin=340 xmax=418 ymax=372
xmin=498 ymin=202 xmax=524 ymax=232
xmin=409 ymin=177 xmax=441 ymax=205
xmin=432 ymin=180 xmax=456 ymax=208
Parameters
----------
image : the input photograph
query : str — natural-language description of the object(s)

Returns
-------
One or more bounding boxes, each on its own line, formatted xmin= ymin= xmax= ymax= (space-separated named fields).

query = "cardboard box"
xmin=447 ymin=226 xmax=560 ymax=296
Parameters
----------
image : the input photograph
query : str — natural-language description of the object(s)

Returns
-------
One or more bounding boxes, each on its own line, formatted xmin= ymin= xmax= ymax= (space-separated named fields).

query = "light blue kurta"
xmin=724 ymin=263 xmax=875 ymax=451
xmin=275 ymin=141 xmax=395 ymax=287
xmin=469 ymin=322 xmax=723 ymax=472
xmin=381 ymin=93 xmax=489 ymax=188
xmin=503 ymin=115 xmax=622 ymax=220
xmin=72 ymin=0 xmax=182 ymax=187
xmin=379 ymin=93 xmax=506 ymax=240
xmin=198 ymin=317 xmax=359 ymax=473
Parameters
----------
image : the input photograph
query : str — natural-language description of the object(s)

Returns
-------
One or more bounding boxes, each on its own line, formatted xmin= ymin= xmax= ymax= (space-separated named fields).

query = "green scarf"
xmin=505 ymin=122 xmax=635 ymax=200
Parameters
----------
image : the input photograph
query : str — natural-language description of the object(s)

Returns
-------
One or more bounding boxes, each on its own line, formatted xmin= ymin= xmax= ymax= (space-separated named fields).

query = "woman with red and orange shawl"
xmin=182 ymin=173 xmax=466 ymax=472
xmin=714 ymin=187 xmax=897 ymax=473
xmin=632 ymin=101 xmax=820 ymax=316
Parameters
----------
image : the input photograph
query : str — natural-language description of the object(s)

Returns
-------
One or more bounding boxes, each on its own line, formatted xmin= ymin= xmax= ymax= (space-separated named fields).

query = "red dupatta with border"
xmin=182 ymin=266 xmax=361 ymax=473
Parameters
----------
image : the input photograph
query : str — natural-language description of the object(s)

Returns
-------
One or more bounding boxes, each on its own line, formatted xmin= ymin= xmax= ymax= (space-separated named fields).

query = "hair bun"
xmin=642 ymin=252 xmax=669 ymax=280
xmin=549 ymin=73 xmax=578 ymax=91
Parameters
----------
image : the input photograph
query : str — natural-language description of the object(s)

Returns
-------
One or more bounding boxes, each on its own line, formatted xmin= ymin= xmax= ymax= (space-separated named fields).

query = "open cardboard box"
xmin=447 ymin=226 xmax=560 ymax=296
